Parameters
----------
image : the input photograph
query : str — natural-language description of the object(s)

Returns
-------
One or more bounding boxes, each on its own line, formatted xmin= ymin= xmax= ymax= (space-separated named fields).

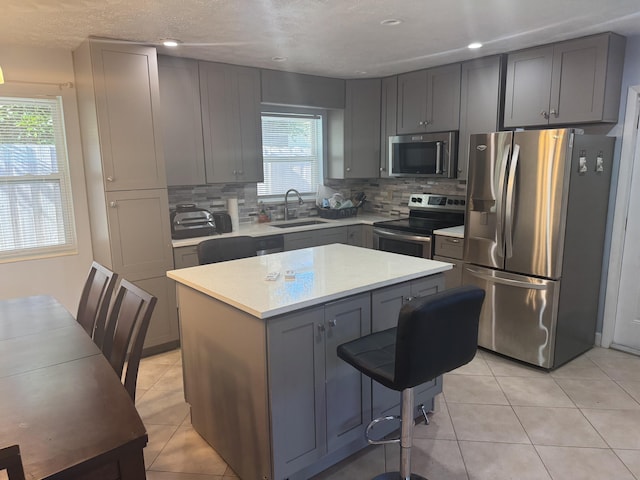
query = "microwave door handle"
xmin=435 ymin=141 xmax=443 ymax=174
xmin=495 ymin=143 xmax=511 ymax=256
xmin=505 ymin=143 xmax=520 ymax=259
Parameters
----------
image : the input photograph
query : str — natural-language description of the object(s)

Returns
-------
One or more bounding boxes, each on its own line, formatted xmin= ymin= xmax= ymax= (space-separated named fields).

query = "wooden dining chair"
xmin=76 ymin=261 xmax=118 ymax=348
xmin=0 ymin=445 xmax=26 ymax=480
xmin=101 ymin=279 xmax=157 ymax=402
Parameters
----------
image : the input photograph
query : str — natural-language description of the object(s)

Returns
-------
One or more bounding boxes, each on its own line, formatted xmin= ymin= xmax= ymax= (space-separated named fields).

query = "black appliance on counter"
xmin=212 ymin=212 xmax=232 ymax=233
xmin=373 ymin=193 xmax=465 ymax=259
xmin=170 ymin=204 xmax=217 ymax=239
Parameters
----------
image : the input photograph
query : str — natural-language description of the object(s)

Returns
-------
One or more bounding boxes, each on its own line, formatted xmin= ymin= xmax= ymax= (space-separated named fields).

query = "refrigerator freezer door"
xmin=506 ymin=129 xmax=571 ymax=279
xmin=463 ymin=265 xmax=560 ymax=368
xmin=464 ymin=131 xmax=513 ymax=269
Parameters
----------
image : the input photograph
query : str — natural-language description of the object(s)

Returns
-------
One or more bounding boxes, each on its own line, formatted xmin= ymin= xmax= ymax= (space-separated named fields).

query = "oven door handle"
xmin=373 ymin=228 xmax=432 ymax=244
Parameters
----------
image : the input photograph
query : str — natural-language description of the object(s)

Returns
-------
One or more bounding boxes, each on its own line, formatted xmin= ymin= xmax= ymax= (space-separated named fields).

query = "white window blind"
xmin=258 ymin=111 xmax=323 ymax=197
xmin=0 ymin=96 xmax=77 ymax=261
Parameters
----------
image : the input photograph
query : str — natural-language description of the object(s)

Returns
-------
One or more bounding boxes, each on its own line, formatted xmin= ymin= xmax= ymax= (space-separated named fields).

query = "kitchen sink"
xmin=270 ymin=220 xmax=329 ymax=228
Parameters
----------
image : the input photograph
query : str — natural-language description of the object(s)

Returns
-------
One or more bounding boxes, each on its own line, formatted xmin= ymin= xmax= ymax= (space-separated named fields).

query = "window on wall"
xmin=0 ymin=96 xmax=77 ymax=262
xmin=258 ymin=108 xmax=324 ymax=197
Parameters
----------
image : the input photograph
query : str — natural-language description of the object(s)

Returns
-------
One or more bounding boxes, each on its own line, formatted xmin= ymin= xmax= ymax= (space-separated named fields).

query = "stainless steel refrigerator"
xmin=463 ymin=129 xmax=614 ymax=369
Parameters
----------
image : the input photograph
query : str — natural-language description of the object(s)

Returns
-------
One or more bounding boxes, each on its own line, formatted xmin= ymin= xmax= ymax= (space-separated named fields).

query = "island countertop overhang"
xmin=167 ymin=244 xmax=452 ymax=319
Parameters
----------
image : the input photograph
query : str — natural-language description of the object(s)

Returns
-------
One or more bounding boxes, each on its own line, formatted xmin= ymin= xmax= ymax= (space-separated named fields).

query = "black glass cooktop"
xmin=374 ymin=210 xmax=464 ymax=235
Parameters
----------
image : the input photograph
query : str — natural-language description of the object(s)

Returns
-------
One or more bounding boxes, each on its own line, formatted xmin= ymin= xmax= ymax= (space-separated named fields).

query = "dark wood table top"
xmin=0 ymin=295 xmax=148 ymax=479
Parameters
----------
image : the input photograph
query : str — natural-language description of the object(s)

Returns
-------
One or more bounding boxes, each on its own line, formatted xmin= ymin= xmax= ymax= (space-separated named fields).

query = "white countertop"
xmin=171 ymin=213 xmax=391 ymax=248
xmin=433 ymin=225 xmax=464 ymax=238
xmin=167 ymin=243 xmax=452 ymax=319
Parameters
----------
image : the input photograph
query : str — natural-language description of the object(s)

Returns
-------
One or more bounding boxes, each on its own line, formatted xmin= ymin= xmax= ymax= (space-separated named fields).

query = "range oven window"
xmin=378 ymin=236 xmax=427 ymax=258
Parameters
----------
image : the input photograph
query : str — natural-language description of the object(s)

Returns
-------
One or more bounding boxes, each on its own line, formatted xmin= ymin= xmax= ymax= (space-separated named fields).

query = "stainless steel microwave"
xmin=389 ymin=131 xmax=457 ymax=178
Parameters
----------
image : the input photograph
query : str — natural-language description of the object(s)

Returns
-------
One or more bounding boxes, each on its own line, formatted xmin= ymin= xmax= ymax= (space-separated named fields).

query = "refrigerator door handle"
xmin=465 ymin=266 xmax=547 ymax=290
xmin=505 ymin=143 xmax=520 ymax=259
xmin=495 ymin=143 xmax=511 ymax=256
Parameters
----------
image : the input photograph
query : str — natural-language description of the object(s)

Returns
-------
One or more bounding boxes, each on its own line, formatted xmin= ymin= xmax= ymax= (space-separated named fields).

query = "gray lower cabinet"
xmin=397 ymin=64 xmax=461 ymax=134
xmin=284 ymin=227 xmax=349 ymax=251
xmin=433 ymin=235 xmax=464 ymax=289
xmin=458 ymin=56 xmax=504 ymax=180
xmin=346 ymin=225 xmax=363 ymax=247
xmin=199 ymin=61 xmax=264 ymax=183
xmin=370 ymin=275 xmax=444 ymax=434
xmin=173 ymin=245 xmax=199 ymax=269
xmin=504 ymin=33 xmax=625 ymax=127
xmin=268 ymin=293 xmax=371 ymax=480
xmin=158 ymin=56 xmax=206 ymax=186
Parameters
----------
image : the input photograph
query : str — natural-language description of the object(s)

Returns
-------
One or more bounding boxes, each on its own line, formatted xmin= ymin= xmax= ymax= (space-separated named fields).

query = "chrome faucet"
xmin=284 ymin=188 xmax=304 ymax=220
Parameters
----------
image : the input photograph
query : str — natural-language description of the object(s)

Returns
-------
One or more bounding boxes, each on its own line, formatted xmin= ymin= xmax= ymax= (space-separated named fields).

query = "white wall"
xmin=0 ymin=46 xmax=93 ymax=312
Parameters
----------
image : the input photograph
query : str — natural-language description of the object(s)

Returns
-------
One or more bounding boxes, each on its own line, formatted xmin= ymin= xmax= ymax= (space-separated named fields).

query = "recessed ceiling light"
xmin=380 ymin=18 xmax=402 ymax=26
xmin=271 ymin=56 xmax=287 ymax=62
xmin=162 ymin=39 xmax=180 ymax=47
xmin=468 ymin=42 xmax=483 ymax=49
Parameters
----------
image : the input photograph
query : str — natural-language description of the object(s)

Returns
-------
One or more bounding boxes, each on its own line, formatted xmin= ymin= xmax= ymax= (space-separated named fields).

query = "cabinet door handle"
xmin=106 ymin=176 xmax=114 ymax=182
xmin=109 ymin=201 xmax=117 ymax=208
xmin=404 ymin=296 xmax=414 ymax=304
xmin=380 ymin=167 xmax=386 ymax=172
xmin=233 ymin=170 xmax=237 ymax=175
xmin=550 ymin=108 xmax=558 ymax=117
xmin=346 ymin=167 xmax=351 ymax=172
xmin=540 ymin=110 xmax=549 ymax=119
xmin=329 ymin=319 xmax=337 ymax=327
xmin=238 ymin=170 xmax=243 ymax=175
xmin=317 ymin=324 xmax=326 ymax=333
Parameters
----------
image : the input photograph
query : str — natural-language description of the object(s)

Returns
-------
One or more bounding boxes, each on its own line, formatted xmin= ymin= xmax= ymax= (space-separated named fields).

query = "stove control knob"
xmin=453 ymin=199 xmax=459 ymax=205
xmin=461 ymin=200 xmax=466 ymax=206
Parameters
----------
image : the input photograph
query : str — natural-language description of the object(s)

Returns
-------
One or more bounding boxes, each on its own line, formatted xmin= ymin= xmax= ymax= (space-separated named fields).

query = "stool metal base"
xmin=372 ymin=472 xmax=428 ymax=480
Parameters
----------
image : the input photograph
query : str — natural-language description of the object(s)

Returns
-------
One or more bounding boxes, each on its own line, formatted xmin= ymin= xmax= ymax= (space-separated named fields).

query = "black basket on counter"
xmin=317 ymin=207 xmax=358 ymax=219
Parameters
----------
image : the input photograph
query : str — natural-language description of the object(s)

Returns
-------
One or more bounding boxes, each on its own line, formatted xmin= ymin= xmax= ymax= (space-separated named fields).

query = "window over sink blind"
xmin=258 ymin=109 xmax=324 ymax=197
xmin=0 ymin=96 xmax=77 ymax=262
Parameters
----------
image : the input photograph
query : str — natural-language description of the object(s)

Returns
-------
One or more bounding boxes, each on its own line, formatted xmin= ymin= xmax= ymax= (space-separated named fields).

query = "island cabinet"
xmin=458 ymin=56 xmax=505 ymax=180
xmin=157 ymin=56 xmax=206 ymax=186
xmin=199 ymin=61 xmax=264 ymax=183
xmin=397 ymin=63 xmax=461 ymax=134
xmin=327 ymin=78 xmax=381 ymax=179
xmin=370 ymin=276 xmax=445 ymax=436
xmin=379 ymin=76 xmax=398 ymax=177
xmin=268 ymin=293 xmax=371 ymax=479
xmin=504 ymin=33 xmax=626 ymax=127
xmin=73 ymin=39 xmax=178 ymax=352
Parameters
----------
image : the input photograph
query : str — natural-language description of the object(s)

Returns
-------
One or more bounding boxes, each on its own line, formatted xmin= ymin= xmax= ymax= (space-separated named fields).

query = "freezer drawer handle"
xmin=465 ymin=266 xmax=547 ymax=290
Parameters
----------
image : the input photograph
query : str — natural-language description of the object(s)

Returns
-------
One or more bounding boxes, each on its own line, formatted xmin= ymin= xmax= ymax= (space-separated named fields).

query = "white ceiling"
xmin=2 ymin=0 xmax=640 ymax=78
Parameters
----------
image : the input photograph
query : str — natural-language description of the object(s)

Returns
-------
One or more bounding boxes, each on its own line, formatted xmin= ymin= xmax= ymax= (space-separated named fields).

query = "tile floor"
xmin=136 ymin=346 xmax=640 ymax=480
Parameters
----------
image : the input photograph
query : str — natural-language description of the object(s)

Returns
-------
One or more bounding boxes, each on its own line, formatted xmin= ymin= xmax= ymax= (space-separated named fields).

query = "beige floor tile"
xmin=513 ymin=406 xmax=606 ymax=447
xmin=584 ymin=346 xmax=635 ymax=361
xmin=443 ymin=374 xmax=509 ymax=405
xmin=484 ymin=354 xmax=548 ymax=378
xmin=414 ymin=394 xmax=456 ymax=440
xmin=385 ymin=439 xmax=468 ymax=480
xmin=459 ymin=441 xmax=551 ymax=480
xmin=535 ymin=445 xmax=635 ymax=480
xmin=589 ymin=353 xmax=640 ymax=382
xmin=142 ymin=349 xmax=182 ymax=366
xmin=311 ymin=445 xmax=385 ymax=479
xmin=144 ymin=424 xmax=180 ymax=468
xmin=496 ymin=376 xmax=574 ymax=407
xmin=448 ymin=403 xmax=530 ymax=444
xmin=615 ymin=449 xmax=640 ymax=478
xmin=153 ymin=365 xmax=186 ymax=393
xmin=137 ymin=363 xmax=172 ymax=390
xmin=617 ymin=380 xmax=640 ymax=403
xmin=581 ymin=409 xmax=640 ymax=449
xmin=136 ymin=387 xmax=190 ymax=426
xmin=550 ymin=355 xmax=609 ymax=380
xmin=554 ymin=378 xmax=640 ymax=409
xmin=149 ymin=426 xmax=228 ymax=475
xmin=146 ymin=472 xmax=224 ymax=480
xmin=449 ymin=355 xmax=492 ymax=376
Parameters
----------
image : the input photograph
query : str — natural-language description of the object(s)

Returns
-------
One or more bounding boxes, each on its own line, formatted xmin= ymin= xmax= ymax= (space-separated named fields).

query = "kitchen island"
xmin=167 ymin=244 xmax=451 ymax=480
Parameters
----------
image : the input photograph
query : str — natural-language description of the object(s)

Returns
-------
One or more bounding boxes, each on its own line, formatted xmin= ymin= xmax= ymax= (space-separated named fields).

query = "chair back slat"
xmin=76 ymin=262 xmax=118 ymax=347
xmin=101 ymin=279 xmax=157 ymax=401
xmin=0 ymin=445 xmax=26 ymax=480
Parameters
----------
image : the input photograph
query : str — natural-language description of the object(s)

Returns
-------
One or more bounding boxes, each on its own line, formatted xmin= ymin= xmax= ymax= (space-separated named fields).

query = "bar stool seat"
xmin=337 ymin=285 xmax=485 ymax=480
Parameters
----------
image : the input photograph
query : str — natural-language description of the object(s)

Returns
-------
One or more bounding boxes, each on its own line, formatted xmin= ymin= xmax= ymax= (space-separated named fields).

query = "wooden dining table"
xmin=0 ymin=295 xmax=148 ymax=479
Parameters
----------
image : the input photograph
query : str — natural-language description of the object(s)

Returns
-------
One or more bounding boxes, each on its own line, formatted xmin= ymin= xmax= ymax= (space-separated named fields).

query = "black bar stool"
xmin=337 ymin=286 xmax=485 ymax=480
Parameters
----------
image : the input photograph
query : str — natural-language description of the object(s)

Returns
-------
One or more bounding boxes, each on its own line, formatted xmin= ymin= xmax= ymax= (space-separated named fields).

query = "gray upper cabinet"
xmin=74 ymin=40 xmax=167 ymax=191
xmin=261 ymin=69 xmax=345 ymax=109
xmin=504 ymin=33 xmax=626 ymax=127
xmin=379 ymin=76 xmax=397 ymax=177
xmin=199 ymin=61 xmax=264 ymax=184
xmin=343 ymin=78 xmax=381 ymax=179
xmin=458 ymin=56 xmax=504 ymax=180
xmin=397 ymin=63 xmax=461 ymax=134
xmin=157 ymin=56 xmax=206 ymax=186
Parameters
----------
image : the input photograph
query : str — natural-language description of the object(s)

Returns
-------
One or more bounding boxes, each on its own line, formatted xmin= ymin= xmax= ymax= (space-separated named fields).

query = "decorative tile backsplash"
xmin=168 ymin=177 xmax=467 ymax=223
